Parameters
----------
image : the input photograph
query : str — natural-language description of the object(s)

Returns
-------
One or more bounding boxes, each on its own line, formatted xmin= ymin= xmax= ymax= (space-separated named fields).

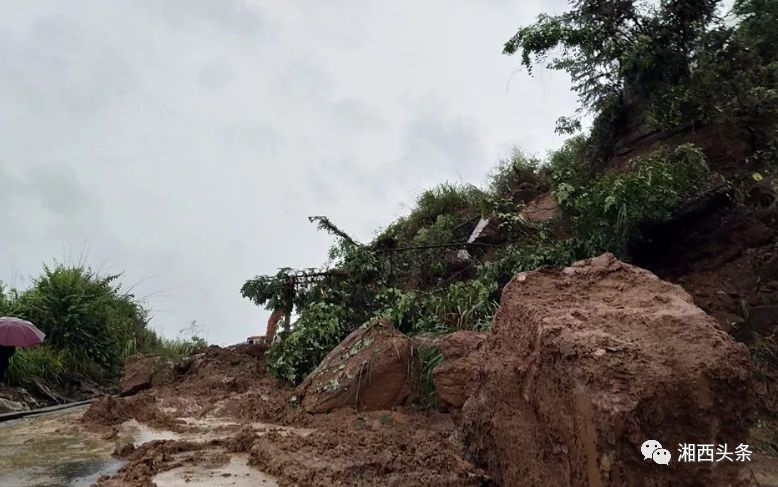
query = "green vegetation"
xmin=414 ymin=346 xmax=443 ymax=410
xmin=556 ymin=143 xmax=711 ymax=252
xmin=243 ymin=142 xmax=713 ymax=383
xmin=506 ymin=0 xmax=778 ymax=156
xmin=0 ymin=264 xmax=205 ymax=388
xmin=3 ymin=346 xmax=65 ymax=387
xmin=242 ymin=0 xmax=777 ymax=390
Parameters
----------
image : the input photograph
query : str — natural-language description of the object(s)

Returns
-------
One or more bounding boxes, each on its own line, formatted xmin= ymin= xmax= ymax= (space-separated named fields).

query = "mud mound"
xmin=298 ymin=320 xmax=413 ymax=413
xmin=86 ymin=343 xmax=295 ymax=430
xmin=222 ymin=425 xmax=258 ymax=453
xmin=248 ymin=410 xmax=491 ymax=486
xmin=170 ymin=345 xmax=270 ymax=397
xmin=120 ymin=354 xmax=171 ymax=396
xmin=82 ymin=395 xmax=183 ymax=431
xmin=95 ymin=439 xmax=206 ymax=487
xmin=183 ymin=344 xmax=294 ymax=423
xmin=217 ymin=387 xmax=297 ymax=425
xmin=463 ymin=253 xmax=753 ymax=487
xmin=633 ymin=202 xmax=778 ymax=420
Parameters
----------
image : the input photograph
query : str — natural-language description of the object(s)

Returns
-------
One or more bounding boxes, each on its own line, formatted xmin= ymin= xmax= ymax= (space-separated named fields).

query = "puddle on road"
xmin=0 ymin=407 xmax=297 ymax=486
xmin=153 ymin=454 xmax=279 ymax=487
xmin=0 ymin=406 xmax=122 ymax=487
xmin=116 ymin=416 xmax=314 ymax=445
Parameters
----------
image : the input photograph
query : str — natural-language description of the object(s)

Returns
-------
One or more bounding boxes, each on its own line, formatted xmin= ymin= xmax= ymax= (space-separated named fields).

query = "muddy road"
xmin=3 ymin=341 xmax=777 ymax=487
xmin=7 ymin=251 xmax=778 ymax=487
xmin=0 ymin=406 xmax=120 ymax=487
xmin=0 ymin=404 xmax=283 ymax=487
xmin=70 ymin=345 xmax=486 ymax=487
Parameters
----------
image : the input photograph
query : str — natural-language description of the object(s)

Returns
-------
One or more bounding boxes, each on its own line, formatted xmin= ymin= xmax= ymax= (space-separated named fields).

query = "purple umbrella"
xmin=0 ymin=317 xmax=46 ymax=347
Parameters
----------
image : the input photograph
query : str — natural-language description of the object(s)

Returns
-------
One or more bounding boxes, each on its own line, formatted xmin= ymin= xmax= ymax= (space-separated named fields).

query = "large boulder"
xmin=463 ymin=253 xmax=753 ymax=487
xmin=431 ymin=331 xmax=486 ymax=409
xmin=298 ymin=320 xmax=413 ymax=413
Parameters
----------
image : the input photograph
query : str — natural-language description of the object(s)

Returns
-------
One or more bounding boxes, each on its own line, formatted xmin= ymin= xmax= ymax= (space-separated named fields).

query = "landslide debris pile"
xmin=84 ymin=342 xmax=492 ymax=487
xmin=85 ymin=343 xmax=295 ymax=427
xmin=463 ymin=253 xmax=753 ymax=486
xmin=240 ymin=0 xmax=778 ymax=404
xmin=86 ymin=254 xmax=768 ymax=486
xmin=87 ymin=1 xmax=778 ymax=483
xmin=235 ymin=6 xmax=778 ymax=473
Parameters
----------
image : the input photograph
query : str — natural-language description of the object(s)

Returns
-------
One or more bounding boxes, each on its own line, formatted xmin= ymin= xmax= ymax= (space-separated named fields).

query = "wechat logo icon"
xmin=641 ymin=439 xmax=671 ymax=465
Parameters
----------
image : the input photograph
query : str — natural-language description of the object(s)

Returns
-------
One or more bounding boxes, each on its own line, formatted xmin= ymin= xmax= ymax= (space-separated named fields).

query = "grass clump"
xmin=557 ymin=144 xmax=711 ymax=253
xmin=1 ymin=263 xmax=206 ymax=388
xmin=5 ymin=346 xmax=65 ymax=387
xmin=413 ymin=347 xmax=443 ymax=410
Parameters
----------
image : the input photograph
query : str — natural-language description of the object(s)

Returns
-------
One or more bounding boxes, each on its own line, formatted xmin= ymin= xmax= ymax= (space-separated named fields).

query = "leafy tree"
xmin=509 ymin=2 xmax=718 ymax=112
xmin=503 ymin=0 xmax=757 ymax=153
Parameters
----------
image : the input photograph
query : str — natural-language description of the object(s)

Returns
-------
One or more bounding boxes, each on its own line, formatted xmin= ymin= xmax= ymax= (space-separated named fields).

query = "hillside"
xmin=7 ymin=0 xmax=777 ymax=485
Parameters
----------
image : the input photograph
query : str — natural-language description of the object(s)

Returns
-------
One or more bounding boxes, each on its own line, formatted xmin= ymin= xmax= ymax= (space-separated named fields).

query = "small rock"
xmin=113 ymin=440 xmax=136 ymax=457
xmin=0 ymin=397 xmax=29 ymax=413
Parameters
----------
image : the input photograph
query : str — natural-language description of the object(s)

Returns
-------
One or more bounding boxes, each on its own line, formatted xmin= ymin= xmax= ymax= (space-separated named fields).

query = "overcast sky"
xmin=0 ymin=0 xmax=577 ymax=344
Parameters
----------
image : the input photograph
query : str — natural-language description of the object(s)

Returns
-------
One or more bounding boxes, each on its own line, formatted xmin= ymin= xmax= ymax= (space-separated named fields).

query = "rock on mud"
xmin=120 ymin=354 xmax=171 ymax=397
xmin=298 ymin=320 xmax=412 ymax=413
xmin=462 ymin=253 xmax=753 ymax=487
xmin=431 ymin=331 xmax=486 ymax=409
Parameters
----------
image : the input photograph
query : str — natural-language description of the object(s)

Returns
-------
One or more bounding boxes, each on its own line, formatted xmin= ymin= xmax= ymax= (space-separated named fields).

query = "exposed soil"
xmin=83 ymin=342 xmax=489 ymax=486
xmin=463 ymin=253 xmax=753 ymax=486
xmin=82 ymin=395 xmax=186 ymax=433
xmin=77 ymin=183 xmax=778 ymax=487
xmin=247 ymin=410 xmax=490 ymax=487
xmin=632 ymin=193 xmax=778 ymax=428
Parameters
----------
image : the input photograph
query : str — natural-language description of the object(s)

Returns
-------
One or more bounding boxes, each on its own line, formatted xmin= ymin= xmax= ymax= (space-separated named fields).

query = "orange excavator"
xmin=246 ymin=308 xmax=285 ymax=345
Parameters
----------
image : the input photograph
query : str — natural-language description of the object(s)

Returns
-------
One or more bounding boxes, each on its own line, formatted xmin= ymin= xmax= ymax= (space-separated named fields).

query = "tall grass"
xmin=414 ymin=346 xmax=443 ymax=410
xmin=5 ymin=346 xmax=65 ymax=387
xmin=1 ymin=263 xmax=208 ymax=387
xmin=138 ymin=336 xmax=208 ymax=360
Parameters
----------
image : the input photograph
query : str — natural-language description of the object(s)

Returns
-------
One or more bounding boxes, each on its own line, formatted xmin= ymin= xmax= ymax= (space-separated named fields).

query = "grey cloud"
xmin=0 ymin=1 xmax=576 ymax=344
xmin=330 ymin=98 xmax=386 ymax=132
xmin=0 ymin=15 xmax=136 ymax=119
xmin=26 ymin=164 xmax=92 ymax=218
xmin=198 ymin=58 xmax=235 ymax=91
xmin=137 ymin=0 xmax=268 ymax=39
xmin=0 ymin=162 xmax=93 ymax=220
